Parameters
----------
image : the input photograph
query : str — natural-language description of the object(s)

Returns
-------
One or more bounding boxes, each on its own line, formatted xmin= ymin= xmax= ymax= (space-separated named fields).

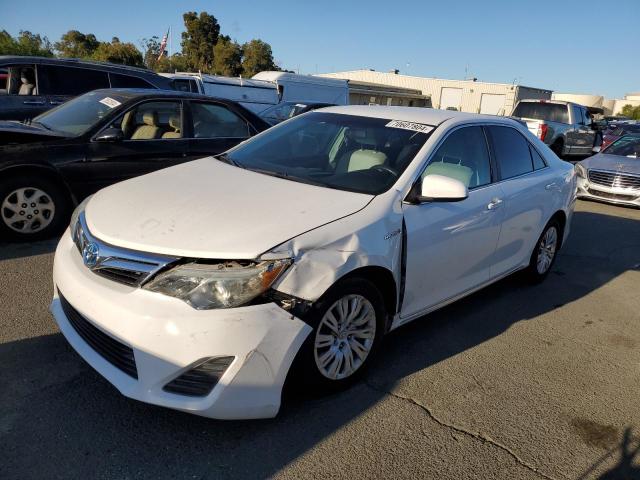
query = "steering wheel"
xmin=372 ymin=165 xmax=399 ymax=177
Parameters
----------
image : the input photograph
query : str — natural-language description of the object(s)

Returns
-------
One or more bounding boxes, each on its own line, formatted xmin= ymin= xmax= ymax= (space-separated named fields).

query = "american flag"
xmin=157 ymin=29 xmax=169 ymax=60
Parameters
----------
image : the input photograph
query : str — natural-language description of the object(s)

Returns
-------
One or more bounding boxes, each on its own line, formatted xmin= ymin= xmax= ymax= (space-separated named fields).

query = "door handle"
xmin=23 ymin=100 xmax=45 ymax=105
xmin=49 ymin=101 xmax=63 ymax=105
xmin=487 ymin=198 xmax=503 ymax=210
xmin=545 ymin=182 xmax=557 ymax=190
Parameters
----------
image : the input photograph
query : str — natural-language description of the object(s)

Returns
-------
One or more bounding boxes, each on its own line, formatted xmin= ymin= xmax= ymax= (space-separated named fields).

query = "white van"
xmin=161 ymin=73 xmax=280 ymax=114
xmin=162 ymin=71 xmax=349 ymax=114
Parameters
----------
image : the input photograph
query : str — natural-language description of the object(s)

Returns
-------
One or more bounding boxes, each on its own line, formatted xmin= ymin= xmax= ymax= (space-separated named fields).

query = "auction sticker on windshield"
xmin=99 ymin=97 xmax=121 ymax=109
xmin=386 ymin=120 xmax=434 ymax=134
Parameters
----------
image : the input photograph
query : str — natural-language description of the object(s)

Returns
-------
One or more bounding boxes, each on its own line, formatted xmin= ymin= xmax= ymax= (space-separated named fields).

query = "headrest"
xmin=168 ymin=115 xmax=181 ymax=130
xmin=142 ymin=111 xmax=158 ymax=126
xmin=346 ymin=127 xmax=379 ymax=148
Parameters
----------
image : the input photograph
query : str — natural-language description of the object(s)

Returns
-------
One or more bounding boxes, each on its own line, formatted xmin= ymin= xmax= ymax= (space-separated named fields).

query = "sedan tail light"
xmin=537 ymin=124 xmax=548 ymax=141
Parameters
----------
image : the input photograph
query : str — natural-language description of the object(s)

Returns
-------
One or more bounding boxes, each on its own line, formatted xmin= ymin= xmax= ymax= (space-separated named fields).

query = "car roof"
xmin=0 ymin=56 xmax=158 ymax=76
xmin=88 ymin=88 xmax=232 ymax=102
xmin=318 ymin=105 xmax=522 ymax=127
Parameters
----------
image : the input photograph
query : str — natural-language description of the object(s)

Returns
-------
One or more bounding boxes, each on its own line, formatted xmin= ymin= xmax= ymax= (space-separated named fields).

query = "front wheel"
xmin=290 ymin=277 xmax=386 ymax=392
xmin=525 ymin=220 xmax=561 ymax=282
xmin=0 ymin=176 xmax=71 ymax=242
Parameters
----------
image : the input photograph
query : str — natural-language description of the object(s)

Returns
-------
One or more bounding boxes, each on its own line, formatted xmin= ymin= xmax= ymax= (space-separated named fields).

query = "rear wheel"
xmin=0 ymin=175 xmax=71 ymax=242
xmin=289 ymin=277 xmax=386 ymax=392
xmin=525 ymin=219 xmax=561 ymax=282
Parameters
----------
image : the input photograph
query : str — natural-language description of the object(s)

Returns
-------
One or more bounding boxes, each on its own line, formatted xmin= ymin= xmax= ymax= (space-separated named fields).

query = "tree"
xmin=141 ymin=36 xmax=163 ymax=70
xmin=91 ymin=41 xmax=144 ymax=67
xmin=0 ymin=30 xmax=53 ymax=56
xmin=54 ymin=30 xmax=100 ymax=58
xmin=181 ymin=11 xmax=220 ymax=71
xmin=619 ymin=104 xmax=640 ymax=120
xmin=241 ymin=39 xmax=277 ymax=77
xmin=213 ymin=36 xmax=242 ymax=76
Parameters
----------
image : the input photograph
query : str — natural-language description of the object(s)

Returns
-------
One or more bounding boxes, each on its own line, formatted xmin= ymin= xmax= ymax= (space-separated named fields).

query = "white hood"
xmin=84 ymin=158 xmax=373 ymax=259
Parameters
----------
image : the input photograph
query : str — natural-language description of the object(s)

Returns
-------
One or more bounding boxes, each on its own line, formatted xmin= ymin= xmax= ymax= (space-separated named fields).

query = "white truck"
xmin=162 ymin=71 xmax=349 ymax=114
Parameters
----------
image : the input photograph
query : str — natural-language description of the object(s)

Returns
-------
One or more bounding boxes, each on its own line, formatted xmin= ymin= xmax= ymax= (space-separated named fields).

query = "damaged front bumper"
xmin=50 ymin=232 xmax=312 ymax=420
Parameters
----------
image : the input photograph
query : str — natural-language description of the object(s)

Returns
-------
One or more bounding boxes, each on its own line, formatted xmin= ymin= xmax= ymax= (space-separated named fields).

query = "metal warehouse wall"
xmin=318 ymin=70 xmax=552 ymax=115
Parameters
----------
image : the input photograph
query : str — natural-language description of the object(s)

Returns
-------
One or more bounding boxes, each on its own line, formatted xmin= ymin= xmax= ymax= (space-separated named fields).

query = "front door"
xmin=0 ymin=64 xmax=48 ymax=120
xmin=78 ymin=100 xmax=188 ymax=197
xmin=401 ymin=125 xmax=504 ymax=320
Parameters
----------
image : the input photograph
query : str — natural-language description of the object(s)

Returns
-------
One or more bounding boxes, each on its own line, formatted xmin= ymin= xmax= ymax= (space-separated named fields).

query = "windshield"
xmin=225 ymin=112 xmax=433 ymax=195
xmin=512 ymin=102 xmax=569 ymax=124
xmin=603 ymin=135 xmax=640 ymax=157
xmin=33 ymin=91 xmax=127 ymax=136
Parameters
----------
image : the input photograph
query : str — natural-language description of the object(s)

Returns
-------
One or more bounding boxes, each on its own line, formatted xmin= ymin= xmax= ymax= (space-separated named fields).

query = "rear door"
xmin=485 ymin=125 xmax=555 ymax=278
xmin=78 ymin=99 xmax=188 ymax=197
xmin=185 ymin=101 xmax=253 ymax=160
xmin=40 ymin=65 xmax=110 ymax=108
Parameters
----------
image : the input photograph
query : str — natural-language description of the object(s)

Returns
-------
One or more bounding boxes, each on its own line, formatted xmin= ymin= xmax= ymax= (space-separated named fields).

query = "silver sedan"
xmin=576 ymin=134 xmax=640 ymax=207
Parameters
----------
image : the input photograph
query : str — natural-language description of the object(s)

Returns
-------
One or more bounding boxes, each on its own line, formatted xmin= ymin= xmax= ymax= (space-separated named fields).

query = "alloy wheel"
xmin=313 ymin=294 xmax=377 ymax=380
xmin=1 ymin=187 xmax=55 ymax=234
xmin=536 ymin=226 xmax=558 ymax=275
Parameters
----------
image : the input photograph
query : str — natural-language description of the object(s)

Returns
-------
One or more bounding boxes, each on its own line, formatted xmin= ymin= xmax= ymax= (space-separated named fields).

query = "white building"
xmin=552 ymin=92 xmax=640 ymax=116
xmin=317 ymin=70 xmax=552 ymax=115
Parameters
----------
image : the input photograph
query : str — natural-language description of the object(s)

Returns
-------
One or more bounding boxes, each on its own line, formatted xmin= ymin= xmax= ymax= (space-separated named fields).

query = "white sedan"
xmin=51 ymin=107 xmax=576 ymax=419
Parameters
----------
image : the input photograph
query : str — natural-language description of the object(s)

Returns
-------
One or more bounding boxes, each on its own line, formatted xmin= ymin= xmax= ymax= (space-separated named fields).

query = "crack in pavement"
xmin=365 ymin=381 xmax=560 ymax=480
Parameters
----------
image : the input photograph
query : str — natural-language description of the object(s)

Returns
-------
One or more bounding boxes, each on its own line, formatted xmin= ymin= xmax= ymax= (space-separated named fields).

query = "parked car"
xmin=511 ymin=99 xmax=597 ymax=158
xmin=576 ymin=134 xmax=640 ymax=207
xmin=50 ymin=107 xmax=575 ymax=419
xmin=0 ymin=56 xmax=176 ymax=121
xmin=599 ymin=122 xmax=640 ymax=151
xmin=0 ymin=88 xmax=269 ymax=240
xmin=260 ymin=101 xmax=336 ymax=125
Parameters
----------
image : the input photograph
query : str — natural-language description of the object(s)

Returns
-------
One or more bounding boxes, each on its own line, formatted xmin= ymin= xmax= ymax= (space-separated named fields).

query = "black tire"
xmin=524 ymin=218 xmax=561 ymax=283
xmin=288 ymin=277 xmax=387 ymax=392
xmin=0 ymin=174 xmax=72 ymax=242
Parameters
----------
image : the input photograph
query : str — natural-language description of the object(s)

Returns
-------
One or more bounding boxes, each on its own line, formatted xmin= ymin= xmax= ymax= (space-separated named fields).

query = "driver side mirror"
xmin=95 ymin=127 xmax=124 ymax=142
xmin=410 ymin=174 xmax=469 ymax=203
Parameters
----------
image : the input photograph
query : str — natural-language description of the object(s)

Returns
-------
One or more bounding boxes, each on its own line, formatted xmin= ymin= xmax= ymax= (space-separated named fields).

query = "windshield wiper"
xmin=31 ymin=120 xmax=52 ymax=131
xmin=244 ymin=167 xmax=328 ymax=188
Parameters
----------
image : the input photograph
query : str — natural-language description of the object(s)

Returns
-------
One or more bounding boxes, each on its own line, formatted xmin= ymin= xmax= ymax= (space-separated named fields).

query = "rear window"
xmin=109 ymin=73 xmax=155 ymax=89
xmin=512 ymin=102 xmax=569 ymax=124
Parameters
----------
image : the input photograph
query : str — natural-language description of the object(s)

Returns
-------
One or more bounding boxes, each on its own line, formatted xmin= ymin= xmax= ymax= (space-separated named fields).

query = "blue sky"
xmin=3 ymin=0 xmax=639 ymax=98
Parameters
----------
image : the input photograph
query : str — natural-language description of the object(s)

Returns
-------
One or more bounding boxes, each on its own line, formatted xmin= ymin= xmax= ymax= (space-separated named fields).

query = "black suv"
xmin=0 ymin=56 xmax=175 ymax=121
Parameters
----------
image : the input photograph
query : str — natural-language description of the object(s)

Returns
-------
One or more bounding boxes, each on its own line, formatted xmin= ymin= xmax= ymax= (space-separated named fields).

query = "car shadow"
xmin=0 ymin=237 xmax=58 ymax=261
xmin=1 ymin=206 xmax=639 ymax=479
xmin=576 ymin=428 xmax=640 ymax=479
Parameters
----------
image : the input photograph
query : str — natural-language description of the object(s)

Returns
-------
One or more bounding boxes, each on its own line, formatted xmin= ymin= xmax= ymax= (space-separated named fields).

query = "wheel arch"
xmin=0 ymin=164 xmax=77 ymax=205
xmin=334 ymin=265 xmax=398 ymax=324
xmin=548 ymin=209 xmax=567 ymax=249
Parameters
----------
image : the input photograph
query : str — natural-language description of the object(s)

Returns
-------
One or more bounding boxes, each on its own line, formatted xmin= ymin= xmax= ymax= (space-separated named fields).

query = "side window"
xmin=572 ymin=105 xmax=584 ymax=125
xmin=110 ymin=73 xmax=155 ymax=89
xmin=422 ymin=126 xmax=491 ymax=189
xmin=529 ymin=145 xmax=547 ymax=170
xmin=43 ymin=66 xmax=110 ymax=95
xmin=0 ymin=68 xmax=8 ymax=92
xmin=488 ymin=126 xmax=533 ymax=180
xmin=116 ymin=101 xmax=182 ymax=140
xmin=190 ymin=102 xmax=250 ymax=139
xmin=4 ymin=65 xmax=38 ymax=95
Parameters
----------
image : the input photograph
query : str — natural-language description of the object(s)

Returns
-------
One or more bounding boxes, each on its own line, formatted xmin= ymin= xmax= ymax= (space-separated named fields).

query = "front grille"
xmin=59 ymin=292 xmax=138 ymax=379
xmin=163 ymin=357 xmax=234 ymax=397
xmin=72 ymin=211 xmax=177 ymax=288
xmin=587 ymin=188 xmax=639 ymax=202
xmin=588 ymin=169 xmax=640 ymax=189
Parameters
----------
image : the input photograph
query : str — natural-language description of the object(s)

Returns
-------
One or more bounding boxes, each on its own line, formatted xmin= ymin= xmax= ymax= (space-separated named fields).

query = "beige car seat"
xmin=161 ymin=115 xmax=182 ymax=139
xmin=131 ymin=111 xmax=161 ymax=140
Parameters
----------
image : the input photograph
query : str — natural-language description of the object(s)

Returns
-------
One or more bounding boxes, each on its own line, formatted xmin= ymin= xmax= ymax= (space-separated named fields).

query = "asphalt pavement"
xmin=1 ymin=199 xmax=639 ymax=479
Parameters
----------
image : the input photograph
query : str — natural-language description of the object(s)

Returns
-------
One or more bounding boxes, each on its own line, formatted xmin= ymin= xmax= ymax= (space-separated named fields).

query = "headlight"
xmin=574 ymin=164 xmax=587 ymax=178
xmin=69 ymin=195 xmax=93 ymax=240
xmin=143 ymin=259 xmax=292 ymax=310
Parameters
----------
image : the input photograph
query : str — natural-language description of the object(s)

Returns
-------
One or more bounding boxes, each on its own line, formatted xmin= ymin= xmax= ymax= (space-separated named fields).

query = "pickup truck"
xmin=511 ymin=99 xmax=597 ymax=158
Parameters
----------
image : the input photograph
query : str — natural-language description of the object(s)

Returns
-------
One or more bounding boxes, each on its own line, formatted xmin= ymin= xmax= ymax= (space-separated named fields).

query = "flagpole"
xmin=169 ymin=26 xmax=172 ymax=59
